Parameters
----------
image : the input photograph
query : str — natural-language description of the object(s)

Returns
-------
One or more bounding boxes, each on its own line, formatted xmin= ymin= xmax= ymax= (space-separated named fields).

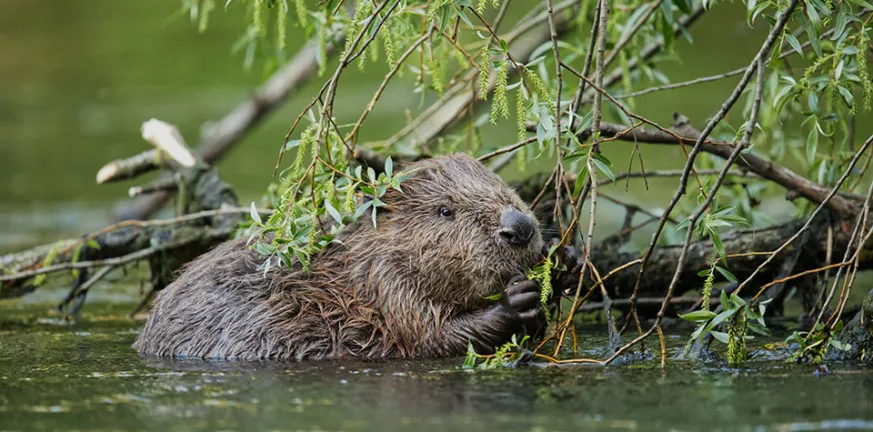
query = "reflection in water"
xmin=1 ymin=301 xmax=872 ymax=431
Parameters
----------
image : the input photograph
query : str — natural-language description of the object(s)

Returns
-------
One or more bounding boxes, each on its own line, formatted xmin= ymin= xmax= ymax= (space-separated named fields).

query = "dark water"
xmin=2 ymin=301 xmax=873 ymax=432
xmin=3 ymin=1 xmax=873 ymax=431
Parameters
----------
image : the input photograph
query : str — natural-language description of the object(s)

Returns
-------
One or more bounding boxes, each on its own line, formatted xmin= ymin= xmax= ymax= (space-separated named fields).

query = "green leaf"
xmin=785 ymin=33 xmax=804 ymax=55
xmin=715 ymin=266 xmax=738 ymax=283
xmin=748 ymin=321 xmax=772 ymax=336
xmin=690 ymin=323 xmax=707 ymax=341
xmin=806 ymin=128 xmax=819 ymax=165
xmin=730 ymin=293 xmax=747 ymax=308
xmin=384 ymin=156 xmax=393 ymax=177
xmin=438 ymin=4 xmax=451 ymax=32
xmin=250 ymin=202 xmax=262 ymax=224
xmin=323 ymin=0 xmax=341 ymax=14
xmin=324 ymin=200 xmax=343 ymax=224
xmin=711 ymin=331 xmax=730 ymax=343
xmin=253 ymin=242 xmax=275 ymax=256
xmin=711 ymin=308 xmax=737 ymax=328
xmin=660 ymin=0 xmax=674 ymax=24
xmin=809 ymin=35 xmax=823 ymax=57
xmin=837 ymin=86 xmax=854 ymax=107
xmin=481 ymin=292 xmax=503 ymax=301
xmin=750 ymin=1 xmax=770 ymax=24
xmin=847 ymin=0 xmax=873 ymax=8
xmin=833 ymin=8 xmax=848 ymax=40
xmin=829 ymin=338 xmax=851 ymax=351
xmin=591 ymin=157 xmax=616 ymax=182
xmin=453 ymin=5 xmax=475 ymax=29
xmin=674 ymin=0 xmax=693 ymax=14
xmin=807 ymin=2 xmax=821 ymax=27
xmin=573 ymin=167 xmax=589 ymax=198
xmin=746 ymin=0 xmax=758 ymax=23
xmin=283 ymin=139 xmax=301 ymax=151
xmin=353 ymin=200 xmax=373 ymax=219
xmin=620 ymin=7 xmax=651 ymax=42
xmin=808 ymin=91 xmax=819 ymax=114
xmin=659 ymin=14 xmax=674 ymax=52
xmin=709 ymin=228 xmax=726 ymax=264
xmin=679 ymin=310 xmax=718 ymax=323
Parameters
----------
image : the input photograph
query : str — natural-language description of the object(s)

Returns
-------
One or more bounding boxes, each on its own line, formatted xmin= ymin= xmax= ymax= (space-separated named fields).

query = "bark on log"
xmin=545 ymin=215 xmax=871 ymax=320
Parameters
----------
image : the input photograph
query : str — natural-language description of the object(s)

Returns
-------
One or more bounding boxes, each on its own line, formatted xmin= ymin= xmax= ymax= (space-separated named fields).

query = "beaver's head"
xmin=355 ymin=153 xmax=543 ymax=307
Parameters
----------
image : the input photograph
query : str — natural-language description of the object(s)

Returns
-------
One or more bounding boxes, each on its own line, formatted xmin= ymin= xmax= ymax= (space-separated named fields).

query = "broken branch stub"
xmin=96 ymin=119 xmax=201 ymax=185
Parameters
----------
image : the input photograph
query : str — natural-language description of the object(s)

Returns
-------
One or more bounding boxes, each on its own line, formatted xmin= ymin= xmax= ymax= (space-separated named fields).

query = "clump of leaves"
xmin=247 ymin=138 xmax=409 ymax=273
xmin=676 ymin=203 xmax=749 ymax=265
xmin=680 ymin=290 xmax=771 ymax=365
xmin=463 ymin=334 xmax=530 ymax=369
xmin=697 ymin=258 xmax=737 ymax=312
xmin=786 ymin=321 xmax=852 ymax=364
xmin=726 ymin=308 xmax=748 ymax=364
xmin=526 ymin=247 xmax=555 ymax=320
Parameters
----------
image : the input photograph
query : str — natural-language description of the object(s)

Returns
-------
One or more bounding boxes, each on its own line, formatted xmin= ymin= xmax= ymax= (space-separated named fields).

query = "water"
xmin=3 ymin=1 xmax=873 ymax=431
xmin=2 ymin=301 xmax=873 ymax=432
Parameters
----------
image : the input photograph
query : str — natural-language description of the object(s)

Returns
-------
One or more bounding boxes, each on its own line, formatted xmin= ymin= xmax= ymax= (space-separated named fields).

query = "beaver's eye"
xmin=438 ymin=207 xmax=453 ymax=219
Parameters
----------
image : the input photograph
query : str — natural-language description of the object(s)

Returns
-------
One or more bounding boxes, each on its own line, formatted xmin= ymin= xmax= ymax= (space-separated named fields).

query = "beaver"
xmin=134 ymin=154 xmax=545 ymax=361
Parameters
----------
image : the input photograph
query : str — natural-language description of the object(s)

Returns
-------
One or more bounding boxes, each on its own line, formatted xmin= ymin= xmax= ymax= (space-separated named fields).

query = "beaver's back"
xmin=134 ymin=237 xmax=357 ymax=360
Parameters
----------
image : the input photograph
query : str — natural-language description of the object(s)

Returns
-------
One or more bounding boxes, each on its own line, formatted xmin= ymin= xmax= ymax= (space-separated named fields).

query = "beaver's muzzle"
xmin=498 ymin=209 xmax=537 ymax=247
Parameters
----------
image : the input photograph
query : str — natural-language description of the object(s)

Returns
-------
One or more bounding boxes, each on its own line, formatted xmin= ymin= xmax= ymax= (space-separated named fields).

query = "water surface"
xmin=2 ymin=301 xmax=872 ymax=431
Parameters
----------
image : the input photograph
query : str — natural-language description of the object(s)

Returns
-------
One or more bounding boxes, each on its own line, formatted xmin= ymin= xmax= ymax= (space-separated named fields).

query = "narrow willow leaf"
xmin=573 ymin=167 xmax=588 ymax=198
xmin=806 ymin=128 xmax=819 ymax=164
xmin=250 ymin=202 xmax=262 ymax=224
xmin=592 ymin=157 xmax=616 ymax=182
xmin=324 ymin=200 xmax=343 ymax=224
xmin=711 ymin=331 xmax=730 ymax=343
xmin=785 ymin=33 xmax=803 ymax=55
xmin=838 ymin=85 xmax=854 ymax=107
xmin=715 ymin=266 xmax=738 ymax=283
xmin=384 ymin=156 xmax=393 ymax=177
xmin=679 ymin=310 xmax=718 ymax=322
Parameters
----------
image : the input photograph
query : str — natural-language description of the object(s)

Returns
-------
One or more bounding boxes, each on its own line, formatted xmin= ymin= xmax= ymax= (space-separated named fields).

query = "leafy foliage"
xmin=180 ymin=0 xmax=873 ymax=366
xmin=247 ymin=138 xmax=409 ymax=272
xmin=680 ymin=290 xmax=771 ymax=365
xmin=463 ymin=334 xmax=530 ymax=369
xmin=527 ymin=248 xmax=556 ymax=319
xmin=786 ymin=320 xmax=853 ymax=364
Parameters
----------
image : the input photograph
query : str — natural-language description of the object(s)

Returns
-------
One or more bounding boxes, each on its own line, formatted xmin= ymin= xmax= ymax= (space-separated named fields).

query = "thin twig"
xmin=736 ymin=133 xmax=873 ymax=296
xmin=0 ymin=230 xmax=232 ymax=282
xmin=625 ymin=0 xmax=801 ymax=348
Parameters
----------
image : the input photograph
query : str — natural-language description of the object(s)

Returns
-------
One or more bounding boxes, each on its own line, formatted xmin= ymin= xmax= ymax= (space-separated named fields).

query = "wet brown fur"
xmin=134 ymin=154 xmax=544 ymax=361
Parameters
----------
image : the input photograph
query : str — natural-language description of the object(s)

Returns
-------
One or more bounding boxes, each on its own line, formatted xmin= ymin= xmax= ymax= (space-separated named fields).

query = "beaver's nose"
xmin=498 ymin=210 xmax=536 ymax=246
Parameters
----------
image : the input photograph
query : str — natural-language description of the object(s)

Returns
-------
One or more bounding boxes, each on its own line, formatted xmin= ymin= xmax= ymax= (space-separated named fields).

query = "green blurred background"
xmin=0 ymin=0 xmax=865 ymax=251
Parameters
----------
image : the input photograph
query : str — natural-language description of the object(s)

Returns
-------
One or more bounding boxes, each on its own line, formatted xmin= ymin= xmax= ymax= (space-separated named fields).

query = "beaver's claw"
xmin=502 ymin=275 xmax=543 ymax=325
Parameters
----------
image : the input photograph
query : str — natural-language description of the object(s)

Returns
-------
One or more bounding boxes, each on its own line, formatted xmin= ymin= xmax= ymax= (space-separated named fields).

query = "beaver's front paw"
xmin=500 ymin=275 xmax=543 ymax=327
